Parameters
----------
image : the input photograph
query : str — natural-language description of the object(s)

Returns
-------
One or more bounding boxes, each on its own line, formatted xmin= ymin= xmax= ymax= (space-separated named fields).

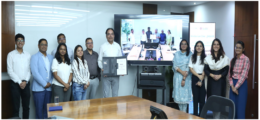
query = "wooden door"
xmin=235 ymin=1 xmax=258 ymax=119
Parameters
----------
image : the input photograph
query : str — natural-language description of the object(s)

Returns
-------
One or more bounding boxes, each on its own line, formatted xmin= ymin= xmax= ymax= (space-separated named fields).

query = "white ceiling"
xmin=132 ymin=1 xmax=210 ymax=7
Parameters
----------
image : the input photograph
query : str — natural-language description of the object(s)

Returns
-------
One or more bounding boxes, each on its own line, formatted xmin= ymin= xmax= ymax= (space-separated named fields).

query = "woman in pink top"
xmin=228 ymin=41 xmax=250 ymax=119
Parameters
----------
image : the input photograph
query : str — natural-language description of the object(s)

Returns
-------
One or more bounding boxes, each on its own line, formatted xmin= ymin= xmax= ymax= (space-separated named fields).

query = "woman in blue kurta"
xmin=172 ymin=39 xmax=192 ymax=112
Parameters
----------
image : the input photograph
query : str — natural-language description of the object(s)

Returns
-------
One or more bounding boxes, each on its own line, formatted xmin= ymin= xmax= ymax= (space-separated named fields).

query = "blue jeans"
xmin=229 ymin=79 xmax=248 ymax=119
xmin=72 ymin=82 xmax=87 ymax=101
xmin=159 ymin=41 xmax=166 ymax=45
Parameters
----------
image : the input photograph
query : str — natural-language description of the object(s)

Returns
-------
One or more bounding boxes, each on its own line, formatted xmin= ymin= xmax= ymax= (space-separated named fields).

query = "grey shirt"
xmin=83 ymin=50 xmax=101 ymax=77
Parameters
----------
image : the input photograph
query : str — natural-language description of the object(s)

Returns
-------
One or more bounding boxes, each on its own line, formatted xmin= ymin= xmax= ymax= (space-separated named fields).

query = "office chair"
xmin=150 ymin=106 xmax=168 ymax=119
xmin=200 ymin=95 xmax=235 ymax=119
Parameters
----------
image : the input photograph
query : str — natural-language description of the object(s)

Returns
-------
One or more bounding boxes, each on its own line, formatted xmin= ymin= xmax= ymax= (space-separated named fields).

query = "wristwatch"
xmin=22 ymin=80 xmax=26 ymax=82
xmin=199 ymin=80 xmax=202 ymax=82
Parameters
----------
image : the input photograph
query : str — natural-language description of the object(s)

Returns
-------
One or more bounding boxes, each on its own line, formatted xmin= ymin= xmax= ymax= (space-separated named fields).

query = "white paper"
xmin=117 ymin=58 xmax=127 ymax=75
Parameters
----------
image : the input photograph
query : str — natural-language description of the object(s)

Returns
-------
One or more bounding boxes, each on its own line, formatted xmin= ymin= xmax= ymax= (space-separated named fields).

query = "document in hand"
xmin=103 ymin=57 xmax=128 ymax=76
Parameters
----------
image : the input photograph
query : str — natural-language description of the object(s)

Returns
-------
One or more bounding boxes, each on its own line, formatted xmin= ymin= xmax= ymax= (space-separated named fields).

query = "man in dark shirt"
xmin=159 ymin=30 xmax=166 ymax=45
xmin=83 ymin=37 xmax=101 ymax=99
xmin=146 ymin=27 xmax=152 ymax=43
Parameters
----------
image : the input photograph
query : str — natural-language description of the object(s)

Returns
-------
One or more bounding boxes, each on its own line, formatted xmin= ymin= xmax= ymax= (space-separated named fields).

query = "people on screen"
xmin=71 ymin=45 xmax=90 ymax=101
xmin=154 ymin=29 xmax=160 ymax=43
xmin=51 ymin=33 xmax=74 ymax=62
xmin=140 ymin=29 xmax=147 ymax=44
xmin=228 ymin=41 xmax=250 ymax=119
xmin=159 ymin=30 xmax=166 ymax=45
xmin=83 ymin=38 xmax=101 ymax=99
xmin=98 ymin=28 xmax=123 ymax=98
xmin=7 ymin=33 xmax=31 ymax=119
xmin=189 ymin=41 xmax=207 ymax=116
xmin=128 ymin=29 xmax=135 ymax=45
xmin=166 ymin=30 xmax=172 ymax=48
xmin=30 ymin=39 xmax=53 ymax=119
xmin=51 ymin=43 xmax=72 ymax=102
xmin=146 ymin=27 xmax=152 ymax=43
xmin=172 ymin=39 xmax=192 ymax=113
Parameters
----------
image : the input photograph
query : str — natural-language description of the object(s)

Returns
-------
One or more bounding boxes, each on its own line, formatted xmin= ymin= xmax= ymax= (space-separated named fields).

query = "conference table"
xmin=47 ymin=95 xmax=202 ymax=119
xmin=127 ymin=45 xmax=174 ymax=61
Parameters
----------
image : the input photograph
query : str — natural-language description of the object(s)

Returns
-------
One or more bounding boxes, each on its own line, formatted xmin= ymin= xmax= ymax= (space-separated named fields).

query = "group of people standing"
xmin=7 ymin=26 xmax=250 ymax=119
xmin=7 ymin=28 xmax=122 ymax=119
xmin=172 ymin=39 xmax=250 ymax=119
xmin=129 ymin=27 xmax=173 ymax=46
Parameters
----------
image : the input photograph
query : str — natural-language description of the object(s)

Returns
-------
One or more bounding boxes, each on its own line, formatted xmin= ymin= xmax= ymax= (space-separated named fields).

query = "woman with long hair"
xmin=228 ymin=41 xmax=250 ymax=119
xmin=189 ymin=41 xmax=206 ymax=116
xmin=51 ymin=43 xmax=72 ymax=102
xmin=204 ymin=38 xmax=230 ymax=98
xmin=71 ymin=45 xmax=90 ymax=101
xmin=166 ymin=30 xmax=172 ymax=48
xmin=172 ymin=39 xmax=192 ymax=112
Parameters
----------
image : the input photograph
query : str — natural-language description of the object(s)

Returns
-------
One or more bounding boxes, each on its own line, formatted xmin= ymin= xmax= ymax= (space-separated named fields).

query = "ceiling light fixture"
xmin=15 ymin=16 xmax=72 ymax=20
xmin=194 ymin=3 xmax=196 ymax=5
xmin=15 ymin=13 xmax=77 ymax=18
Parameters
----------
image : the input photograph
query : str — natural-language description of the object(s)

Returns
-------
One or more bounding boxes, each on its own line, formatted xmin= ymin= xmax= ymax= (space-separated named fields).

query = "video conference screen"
xmin=114 ymin=15 xmax=190 ymax=62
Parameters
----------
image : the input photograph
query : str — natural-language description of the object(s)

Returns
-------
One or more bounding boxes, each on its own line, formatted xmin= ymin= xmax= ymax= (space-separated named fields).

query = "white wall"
xmin=182 ymin=1 xmax=235 ymax=59
xmin=14 ymin=1 xmax=143 ymax=118
xmin=157 ymin=4 xmax=171 ymax=15
xmin=171 ymin=5 xmax=184 ymax=13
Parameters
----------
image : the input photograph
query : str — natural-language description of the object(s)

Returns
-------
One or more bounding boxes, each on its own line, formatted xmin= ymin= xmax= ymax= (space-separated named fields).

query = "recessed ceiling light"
xmin=163 ymin=10 xmax=165 ymax=11
xmin=194 ymin=3 xmax=196 ymax=5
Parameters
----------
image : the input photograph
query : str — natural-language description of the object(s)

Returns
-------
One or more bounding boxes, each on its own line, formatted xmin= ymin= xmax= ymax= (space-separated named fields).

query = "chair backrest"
xmin=200 ymin=95 xmax=235 ymax=119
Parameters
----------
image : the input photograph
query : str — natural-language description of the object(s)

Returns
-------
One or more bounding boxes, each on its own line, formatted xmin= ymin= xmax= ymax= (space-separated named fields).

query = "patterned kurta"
xmin=172 ymin=50 xmax=192 ymax=104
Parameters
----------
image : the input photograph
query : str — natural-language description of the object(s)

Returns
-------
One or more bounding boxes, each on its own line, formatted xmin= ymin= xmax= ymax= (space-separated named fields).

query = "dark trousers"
xmin=52 ymin=84 xmax=71 ymax=102
xmin=229 ymin=79 xmax=248 ymax=119
xmin=33 ymin=90 xmax=51 ymax=119
xmin=10 ymin=81 xmax=31 ymax=119
xmin=191 ymin=75 xmax=206 ymax=116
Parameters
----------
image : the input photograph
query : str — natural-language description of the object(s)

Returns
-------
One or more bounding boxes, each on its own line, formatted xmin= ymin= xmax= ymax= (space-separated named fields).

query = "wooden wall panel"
xmin=235 ymin=1 xmax=258 ymax=119
xmin=143 ymin=4 xmax=157 ymax=14
xmin=1 ymin=80 xmax=13 ymax=119
xmin=235 ymin=2 xmax=254 ymax=37
xmin=2 ymin=1 xmax=15 ymax=72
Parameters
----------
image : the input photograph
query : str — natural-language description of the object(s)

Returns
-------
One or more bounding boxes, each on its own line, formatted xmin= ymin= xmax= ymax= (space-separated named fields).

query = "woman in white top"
xmin=189 ymin=41 xmax=206 ymax=116
xmin=72 ymin=45 xmax=90 ymax=101
xmin=52 ymin=43 xmax=73 ymax=102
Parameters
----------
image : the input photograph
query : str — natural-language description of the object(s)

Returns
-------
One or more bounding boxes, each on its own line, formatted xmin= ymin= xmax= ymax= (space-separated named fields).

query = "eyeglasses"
xmin=17 ymin=40 xmax=24 ymax=43
xmin=235 ymin=47 xmax=243 ymax=49
xmin=40 ymin=44 xmax=48 ymax=46
xmin=58 ymin=38 xmax=65 ymax=41
xmin=86 ymin=42 xmax=93 ymax=45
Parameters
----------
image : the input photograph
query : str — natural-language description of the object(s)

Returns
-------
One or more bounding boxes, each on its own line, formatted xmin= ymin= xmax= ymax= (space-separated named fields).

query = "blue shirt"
xmin=146 ymin=31 xmax=152 ymax=39
xmin=160 ymin=33 xmax=166 ymax=42
xmin=41 ymin=53 xmax=50 ymax=79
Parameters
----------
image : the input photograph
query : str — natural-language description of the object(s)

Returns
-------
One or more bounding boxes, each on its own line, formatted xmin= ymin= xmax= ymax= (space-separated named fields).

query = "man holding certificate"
xmin=98 ymin=28 xmax=123 ymax=98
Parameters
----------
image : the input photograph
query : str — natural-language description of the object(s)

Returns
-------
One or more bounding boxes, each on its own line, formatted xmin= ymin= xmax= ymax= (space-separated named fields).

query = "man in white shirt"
xmin=51 ymin=33 xmax=74 ymax=62
xmin=7 ymin=33 xmax=31 ymax=119
xmin=154 ymin=29 xmax=160 ymax=43
xmin=98 ymin=28 xmax=122 ymax=98
xmin=141 ymin=29 xmax=147 ymax=44
xmin=128 ymin=29 xmax=135 ymax=45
